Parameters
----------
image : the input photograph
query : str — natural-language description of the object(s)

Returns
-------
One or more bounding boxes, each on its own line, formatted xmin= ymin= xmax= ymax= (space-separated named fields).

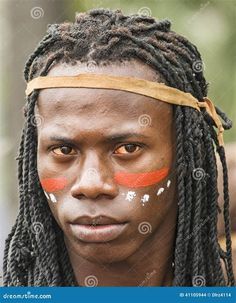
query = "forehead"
xmin=36 ymin=60 xmax=173 ymax=136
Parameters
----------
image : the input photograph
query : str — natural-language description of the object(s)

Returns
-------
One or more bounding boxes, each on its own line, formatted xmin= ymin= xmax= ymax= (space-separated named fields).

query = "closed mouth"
xmin=69 ymin=219 xmax=128 ymax=243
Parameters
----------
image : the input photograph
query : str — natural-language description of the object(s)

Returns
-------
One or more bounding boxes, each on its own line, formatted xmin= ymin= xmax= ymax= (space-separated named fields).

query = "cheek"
xmin=117 ymin=184 xmax=174 ymax=247
xmin=40 ymin=177 xmax=68 ymax=204
xmin=123 ymin=177 xmax=176 ymax=236
xmin=122 ymin=178 xmax=171 ymax=207
xmin=114 ymin=166 xmax=172 ymax=209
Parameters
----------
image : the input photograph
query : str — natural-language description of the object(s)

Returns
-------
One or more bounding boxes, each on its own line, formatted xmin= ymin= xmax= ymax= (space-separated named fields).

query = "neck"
xmin=65 ymin=205 xmax=177 ymax=286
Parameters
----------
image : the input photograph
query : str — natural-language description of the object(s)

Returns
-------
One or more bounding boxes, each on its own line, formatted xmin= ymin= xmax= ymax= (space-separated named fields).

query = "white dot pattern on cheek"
xmin=120 ymin=178 xmax=172 ymax=207
xmin=121 ymin=178 xmax=172 ymax=206
xmin=49 ymin=193 xmax=57 ymax=203
xmin=141 ymin=194 xmax=150 ymax=206
xmin=167 ymin=180 xmax=171 ymax=188
xmin=125 ymin=191 xmax=136 ymax=202
xmin=44 ymin=190 xmax=58 ymax=203
xmin=155 ymin=179 xmax=172 ymax=197
xmin=157 ymin=187 xmax=165 ymax=196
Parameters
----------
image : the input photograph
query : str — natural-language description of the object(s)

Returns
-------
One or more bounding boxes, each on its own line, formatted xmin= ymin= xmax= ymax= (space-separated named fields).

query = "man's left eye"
xmin=52 ymin=146 xmax=77 ymax=156
xmin=114 ymin=144 xmax=141 ymax=155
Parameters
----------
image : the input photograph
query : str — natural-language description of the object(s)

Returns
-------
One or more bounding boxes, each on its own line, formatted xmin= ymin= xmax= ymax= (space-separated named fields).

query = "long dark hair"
xmin=3 ymin=8 xmax=235 ymax=286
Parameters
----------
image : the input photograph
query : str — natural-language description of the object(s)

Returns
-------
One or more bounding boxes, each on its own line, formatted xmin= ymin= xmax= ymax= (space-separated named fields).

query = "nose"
xmin=70 ymin=152 xmax=119 ymax=200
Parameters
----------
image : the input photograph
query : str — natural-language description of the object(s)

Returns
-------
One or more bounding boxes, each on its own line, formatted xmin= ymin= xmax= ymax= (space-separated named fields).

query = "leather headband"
xmin=25 ymin=73 xmax=224 ymax=146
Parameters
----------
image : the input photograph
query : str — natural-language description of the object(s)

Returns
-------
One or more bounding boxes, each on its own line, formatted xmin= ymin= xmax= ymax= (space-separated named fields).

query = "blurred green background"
xmin=0 ymin=0 xmax=235 ymax=282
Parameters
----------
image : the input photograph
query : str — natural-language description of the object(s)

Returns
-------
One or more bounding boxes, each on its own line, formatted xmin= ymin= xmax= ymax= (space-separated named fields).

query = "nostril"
xmin=75 ymin=194 xmax=85 ymax=200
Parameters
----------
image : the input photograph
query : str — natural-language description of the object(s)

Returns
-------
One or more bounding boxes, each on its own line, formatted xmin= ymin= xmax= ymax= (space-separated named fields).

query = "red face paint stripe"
xmin=41 ymin=177 xmax=68 ymax=192
xmin=114 ymin=168 xmax=169 ymax=188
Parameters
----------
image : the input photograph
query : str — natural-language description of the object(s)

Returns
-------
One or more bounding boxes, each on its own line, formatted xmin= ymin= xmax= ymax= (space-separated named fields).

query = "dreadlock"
xmin=3 ymin=8 xmax=235 ymax=286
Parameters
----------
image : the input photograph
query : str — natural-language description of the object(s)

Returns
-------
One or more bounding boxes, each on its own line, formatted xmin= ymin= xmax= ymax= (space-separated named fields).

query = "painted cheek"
xmin=114 ymin=167 xmax=169 ymax=188
xmin=40 ymin=177 xmax=68 ymax=192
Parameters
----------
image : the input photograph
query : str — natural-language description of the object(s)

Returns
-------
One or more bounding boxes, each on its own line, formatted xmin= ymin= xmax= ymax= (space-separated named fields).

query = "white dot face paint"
xmin=44 ymin=190 xmax=57 ymax=203
xmin=157 ymin=187 xmax=164 ymax=196
xmin=167 ymin=180 xmax=171 ymax=188
xmin=49 ymin=193 xmax=57 ymax=203
xmin=125 ymin=191 xmax=136 ymax=202
xmin=122 ymin=178 xmax=171 ymax=206
xmin=141 ymin=194 xmax=150 ymax=206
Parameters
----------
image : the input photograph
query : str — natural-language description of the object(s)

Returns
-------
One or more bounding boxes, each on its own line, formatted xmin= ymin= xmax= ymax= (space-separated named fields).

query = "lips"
xmin=71 ymin=215 xmax=123 ymax=225
xmin=69 ymin=215 xmax=128 ymax=243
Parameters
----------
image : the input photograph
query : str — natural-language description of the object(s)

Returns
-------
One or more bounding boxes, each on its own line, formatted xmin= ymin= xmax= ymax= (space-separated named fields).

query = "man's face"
xmin=36 ymin=60 xmax=177 ymax=264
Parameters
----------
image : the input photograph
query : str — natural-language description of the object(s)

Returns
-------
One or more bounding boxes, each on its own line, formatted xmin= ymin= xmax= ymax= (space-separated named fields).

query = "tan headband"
xmin=25 ymin=73 xmax=224 ymax=146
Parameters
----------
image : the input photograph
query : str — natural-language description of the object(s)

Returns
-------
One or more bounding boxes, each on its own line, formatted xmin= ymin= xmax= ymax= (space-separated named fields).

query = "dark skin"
xmin=36 ymin=59 xmax=178 ymax=286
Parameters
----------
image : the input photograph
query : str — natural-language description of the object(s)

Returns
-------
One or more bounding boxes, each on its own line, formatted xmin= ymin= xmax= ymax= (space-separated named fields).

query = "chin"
xmin=73 ymin=240 xmax=138 ymax=264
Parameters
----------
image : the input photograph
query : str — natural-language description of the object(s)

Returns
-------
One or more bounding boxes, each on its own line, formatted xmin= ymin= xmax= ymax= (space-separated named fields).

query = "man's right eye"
xmin=52 ymin=146 xmax=77 ymax=156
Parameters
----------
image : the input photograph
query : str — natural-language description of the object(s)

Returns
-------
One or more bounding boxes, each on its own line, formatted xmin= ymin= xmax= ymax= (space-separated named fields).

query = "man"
xmin=3 ymin=8 xmax=235 ymax=286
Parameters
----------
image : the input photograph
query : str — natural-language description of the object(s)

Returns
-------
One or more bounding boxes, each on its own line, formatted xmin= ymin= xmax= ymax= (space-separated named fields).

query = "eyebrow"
xmin=48 ymin=133 xmax=150 ymax=145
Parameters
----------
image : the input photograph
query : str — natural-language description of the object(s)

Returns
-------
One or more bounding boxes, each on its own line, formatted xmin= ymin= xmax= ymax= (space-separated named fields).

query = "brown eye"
xmin=114 ymin=144 xmax=141 ymax=155
xmin=52 ymin=146 xmax=76 ymax=156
